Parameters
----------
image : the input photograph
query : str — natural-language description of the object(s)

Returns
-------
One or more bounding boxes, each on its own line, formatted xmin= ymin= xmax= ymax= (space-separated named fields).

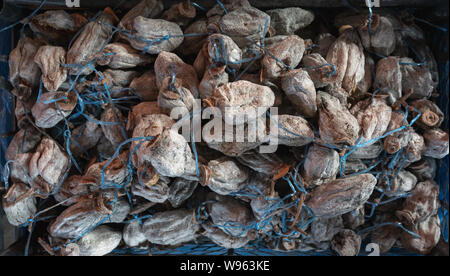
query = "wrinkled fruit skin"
xmin=318 ymin=92 xmax=360 ymax=146
xmin=262 ymin=35 xmax=305 ymax=80
xmin=2 ymin=183 xmax=37 ymax=226
xmin=303 ymin=144 xmax=339 ymax=186
xmin=267 ymin=7 xmax=314 ymax=35
xmin=76 ymin=225 xmax=122 ymax=256
xmin=143 ymin=209 xmax=199 ymax=245
xmin=401 ymin=215 xmax=441 ymax=255
xmin=396 ymin=180 xmax=440 ymax=226
xmin=306 ymin=174 xmax=377 ymax=218
xmin=125 ymin=17 xmax=183 ymax=54
xmin=208 ymin=195 xmax=253 ymax=238
xmin=281 ymin=69 xmax=317 ymax=118
xmin=212 ymin=80 xmax=275 ymax=125
xmin=324 ymin=28 xmax=365 ymax=95
xmin=331 ymin=229 xmax=362 ymax=256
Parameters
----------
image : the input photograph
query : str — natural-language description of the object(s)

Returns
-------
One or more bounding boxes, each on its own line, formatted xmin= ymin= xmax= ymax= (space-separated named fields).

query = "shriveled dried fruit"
xmin=267 ymin=114 xmax=314 ymax=147
xmin=8 ymin=153 xmax=33 ymax=186
xmin=371 ymin=222 xmax=402 ymax=254
xmin=396 ymin=180 xmax=440 ymax=225
xmin=5 ymin=128 xmax=42 ymax=161
xmin=411 ymin=41 xmax=439 ymax=88
xmin=401 ymin=214 xmax=441 ymax=255
xmin=67 ymin=7 xmax=119 ymax=75
xmin=400 ymin=57 xmax=435 ymax=99
xmin=306 ymin=174 xmax=377 ymax=218
xmin=139 ymin=128 xmax=198 ymax=180
xmin=161 ymin=0 xmax=196 ymax=28
xmin=29 ymin=10 xmax=86 ymax=46
xmin=49 ymin=193 xmax=128 ymax=239
xmin=131 ymin=177 xmax=170 ymax=203
xmin=2 ymin=183 xmax=37 ymax=226
xmin=342 ymin=160 xmax=367 ymax=176
xmin=199 ymin=157 xmax=248 ymax=195
xmin=313 ymin=33 xmax=336 ymax=58
xmin=118 ymin=0 xmax=164 ymax=32
xmin=69 ymin=119 xmax=103 ymax=157
xmin=324 ymin=26 xmax=365 ymax=95
xmin=154 ymin=51 xmax=200 ymax=98
xmin=201 ymin=221 xmax=251 ymax=249
xmin=209 ymin=80 xmax=275 ymax=125
xmin=124 ymin=16 xmax=184 ymax=54
xmin=280 ymin=69 xmax=317 ymax=118
xmin=408 ymin=158 xmax=437 ymax=182
xmin=354 ymin=56 xmax=374 ymax=100
xmin=9 ymin=37 xmax=44 ymax=98
xmin=123 ymin=220 xmax=147 ymax=248
xmin=34 ymin=46 xmax=67 ymax=92
xmin=348 ymin=141 xmax=383 ymax=160
xmin=422 ymin=128 xmax=449 ymax=159
xmin=358 ymin=14 xmax=396 ymax=57
xmin=157 ymin=76 xmax=196 ymax=115
xmin=207 ymin=34 xmax=242 ymax=72
xmin=218 ymin=6 xmax=270 ymax=48
xmin=29 ymin=138 xmax=69 ymax=196
xmin=382 ymin=170 xmax=417 ymax=197
xmin=207 ymin=194 xmax=253 ymax=237
xmin=168 ymin=178 xmax=198 ymax=208
xmin=100 ymin=107 xmax=127 ymax=147
xmin=350 ymin=97 xmax=392 ymax=144
xmin=206 ymin=0 xmax=251 ymax=18
xmin=410 ymin=99 xmax=444 ymax=130
xmin=384 ymin=111 xmax=408 ymax=154
xmin=342 ymin=206 xmax=365 ymax=230
xmin=129 ymin=71 xmax=159 ymax=101
xmin=311 ymin=216 xmax=344 ymax=243
xmin=31 ymin=91 xmax=77 ymax=129
xmin=301 ymin=53 xmax=336 ymax=89
xmin=303 ymin=144 xmax=339 ymax=186
xmin=14 ymin=95 xmax=35 ymax=128
xmin=131 ymin=114 xmax=174 ymax=166
xmin=97 ymin=43 xmax=154 ymax=69
xmin=199 ymin=67 xmax=229 ymax=99
xmin=375 ymin=56 xmax=402 ymax=105
xmin=143 ymin=209 xmax=199 ymax=245
xmin=126 ymin=102 xmax=161 ymax=132
xmin=180 ymin=19 xmax=208 ymax=56
xmin=96 ymin=69 xmax=137 ymax=90
xmin=317 ymin=91 xmax=360 ymax=146
xmin=53 ymin=175 xmax=98 ymax=206
xmin=331 ymin=229 xmax=361 ymax=256
xmin=236 ymin=150 xmax=288 ymax=177
xmin=85 ymin=151 xmax=130 ymax=186
xmin=262 ymin=35 xmax=305 ymax=80
xmin=405 ymin=131 xmax=426 ymax=163
xmin=75 ymin=225 xmax=122 ymax=256
xmin=267 ymin=7 xmax=314 ymax=35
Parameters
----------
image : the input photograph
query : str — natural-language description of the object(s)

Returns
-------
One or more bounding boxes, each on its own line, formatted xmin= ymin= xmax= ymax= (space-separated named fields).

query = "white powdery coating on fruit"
xmin=213 ymin=80 xmax=275 ymax=125
xmin=76 ymin=225 xmax=122 ymax=256
xmin=143 ymin=209 xmax=199 ymax=245
xmin=306 ymin=173 xmax=377 ymax=218
xmin=267 ymin=7 xmax=314 ymax=35
xmin=127 ymin=16 xmax=183 ymax=54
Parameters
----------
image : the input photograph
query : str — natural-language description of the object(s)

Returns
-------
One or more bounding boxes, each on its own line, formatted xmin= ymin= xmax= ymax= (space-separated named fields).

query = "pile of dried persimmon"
xmin=2 ymin=0 xmax=448 ymax=256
